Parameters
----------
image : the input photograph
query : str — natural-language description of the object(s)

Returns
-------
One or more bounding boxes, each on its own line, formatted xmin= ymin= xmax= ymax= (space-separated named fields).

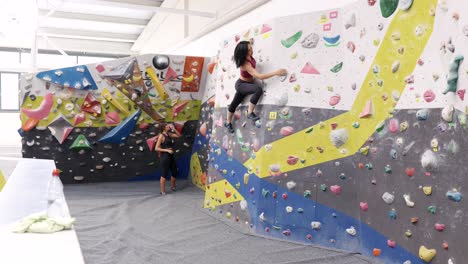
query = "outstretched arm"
xmin=244 ymin=63 xmax=287 ymax=80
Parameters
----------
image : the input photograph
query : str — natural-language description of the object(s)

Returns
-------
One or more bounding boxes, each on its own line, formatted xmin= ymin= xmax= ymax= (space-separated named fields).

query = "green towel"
xmin=12 ymin=212 xmax=75 ymax=234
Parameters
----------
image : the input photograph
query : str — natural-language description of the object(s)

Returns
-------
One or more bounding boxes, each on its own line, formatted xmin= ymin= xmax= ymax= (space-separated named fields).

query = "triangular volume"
xmin=81 ymin=93 xmax=102 ymax=116
xmin=48 ymin=115 xmax=74 ymax=144
xmin=70 ymin=134 xmax=92 ymax=150
xmin=36 ymin=66 xmax=98 ymax=90
xmin=260 ymin=24 xmax=272 ymax=34
xmin=172 ymin=101 xmax=189 ymax=118
xmin=301 ymin=62 xmax=320 ymax=74
xmin=359 ymin=100 xmax=373 ymax=118
xmin=99 ymin=109 xmax=142 ymax=144
xmin=163 ymin=66 xmax=178 ymax=85
xmin=146 ymin=135 xmax=159 ymax=151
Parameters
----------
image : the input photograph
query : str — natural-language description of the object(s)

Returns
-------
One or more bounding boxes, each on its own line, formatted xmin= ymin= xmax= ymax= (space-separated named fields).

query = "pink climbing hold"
xmin=300 ymin=62 xmax=320 ymax=74
xmin=173 ymin=121 xmax=185 ymax=133
xmin=146 ymin=135 xmax=159 ymax=151
xmin=172 ymin=101 xmax=189 ymax=118
xmin=329 ymin=95 xmax=341 ymax=106
xmin=73 ymin=112 xmax=86 ymax=126
xmin=289 ymin=73 xmax=297 ymax=82
xmin=388 ymin=118 xmax=399 ymax=133
xmin=163 ymin=66 xmax=178 ymax=85
xmin=330 ymin=185 xmax=341 ymax=195
xmin=347 ymin=41 xmax=356 ymax=53
xmin=359 ymin=100 xmax=373 ymax=118
xmin=387 ymin=240 xmax=396 ymax=248
xmin=21 ymin=93 xmax=54 ymax=120
xmin=215 ymin=115 xmax=223 ymax=127
xmin=199 ymin=122 xmax=207 ymax=137
xmin=435 ymin=223 xmax=445 ymax=231
xmin=280 ymin=126 xmax=294 ymax=136
xmin=360 ymin=202 xmax=368 ymax=211
xmin=260 ymin=24 xmax=272 ymax=34
xmin=253 ymin=138 xmax=260 ymax=152
xmin=423 ymin=90 xmax=436 ymax=102
xmin=282 ymin=193 xmax=288 ymax=199
xmin=105 ymin=112 xmax=120 ymax=125
xmin=306 ymin=234 xmax=312 ymax=240
xmin=457 ymin=89 xmax=465 ymax=100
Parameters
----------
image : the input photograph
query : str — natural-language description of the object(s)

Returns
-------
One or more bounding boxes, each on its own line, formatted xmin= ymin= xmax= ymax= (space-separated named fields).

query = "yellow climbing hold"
xmin=419 ymin=245 xmax=436 ymax=262
xmin=244 ymin=0 xmax=436 ymax=178
xmin=0 ymin=169 xmax=6 ymax=192
xmin=423 ymin=186 xmax=432 ymax=196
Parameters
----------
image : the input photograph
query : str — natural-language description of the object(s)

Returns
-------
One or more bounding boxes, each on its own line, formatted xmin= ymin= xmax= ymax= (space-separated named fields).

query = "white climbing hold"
xmin=240 ymin=200 xmax=247 ymax=211
xmin=441 ymin=105 xmax=454 ymax=122
xmin=259 ymin=212 xmax=266 ymax=222
xmin=403 ymin=194 xmax=415 ymax=207
xmin=345 ymin=13 xmax=356 ymax=29
xmin=392 ymin=61 xmax=400 ymax=73
xmin=448 ymin=258 xmax=455 ymax=264
xmin=286 ymin=181 xmax=296 ymax=190
xmin=403 ymin=261 xmax=412 ymax=264
xmin=330 ymin=128 xmax=348 ymax=148
xmin=275 ymin=92 xmax=288 ymax=106
xmin=346 ymin=226 xmax=357 ymax=236
xmin=399 ymin=0 xmax=413 ymax=10
xmin=286 ymin=206 xmax=293 ymax=213
xmin=421 ymin=149 xmax=439 ymax=171
xmin=382 ymin=192 xmax=395 ymax=204
xmin=310 ymin=221 xmax=321 ymax=230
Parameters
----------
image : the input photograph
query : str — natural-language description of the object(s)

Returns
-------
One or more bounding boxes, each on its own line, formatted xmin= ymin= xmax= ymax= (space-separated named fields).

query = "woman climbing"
xmin=224 ymin=40 xmax=287 ymax=133
xmin=155 ymin=122 xmax=181 ymax=195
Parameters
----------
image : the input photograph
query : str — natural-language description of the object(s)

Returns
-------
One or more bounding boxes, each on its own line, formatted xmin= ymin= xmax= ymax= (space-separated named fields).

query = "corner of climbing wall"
xmin=20 ymin=54 xmax=210 ymax=183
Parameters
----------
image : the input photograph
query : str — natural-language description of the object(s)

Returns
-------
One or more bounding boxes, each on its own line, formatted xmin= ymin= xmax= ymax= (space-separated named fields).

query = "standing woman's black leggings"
xmin=228 ymin=79 xmax=263 ymax=113
xmin=160 ymin=153 xmax=177 ymax=178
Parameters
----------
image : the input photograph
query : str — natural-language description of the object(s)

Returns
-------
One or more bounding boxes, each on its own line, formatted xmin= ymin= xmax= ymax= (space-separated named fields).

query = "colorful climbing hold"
xmin=281 ymin=31 xmax=302 ymax=48
xmin=419 ymin=246 xmax=436 ymax=262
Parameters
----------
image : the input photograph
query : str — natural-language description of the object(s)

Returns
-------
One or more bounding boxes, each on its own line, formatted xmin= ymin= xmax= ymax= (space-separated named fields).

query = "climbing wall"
xmin=20 ymin=54 xmax=210 ymax=183
xmin=192 ymin=0 xmax=467 ymax=263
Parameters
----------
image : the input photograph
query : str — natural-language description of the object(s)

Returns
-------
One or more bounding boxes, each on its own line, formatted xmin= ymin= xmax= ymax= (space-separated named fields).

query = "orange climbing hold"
xmin=373 ymin=248 xmax=381 ymax=257
xmin=21 ymin=118 xmax=39 ymax=132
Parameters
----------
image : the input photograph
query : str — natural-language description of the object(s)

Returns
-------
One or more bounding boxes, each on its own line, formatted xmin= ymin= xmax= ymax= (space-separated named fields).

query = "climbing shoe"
xmin=247 ymin=112 xmax=260 ymax=121
xmin=224 ymin=122 xmax=234 ymax=133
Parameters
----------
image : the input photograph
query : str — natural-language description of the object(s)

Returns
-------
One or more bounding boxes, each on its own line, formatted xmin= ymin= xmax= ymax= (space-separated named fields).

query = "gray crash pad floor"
xmin=64 ymin=181 xmax=378 ymax=264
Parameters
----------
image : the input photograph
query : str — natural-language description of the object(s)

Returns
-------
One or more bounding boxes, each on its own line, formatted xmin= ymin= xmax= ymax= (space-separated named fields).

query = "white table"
xmin=0 ymin=158 xmax=85 ymax=264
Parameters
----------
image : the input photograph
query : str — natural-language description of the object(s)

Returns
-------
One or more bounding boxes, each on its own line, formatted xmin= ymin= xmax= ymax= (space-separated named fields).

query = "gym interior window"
xmin=0 ymin=72 xmax=20 ymax=111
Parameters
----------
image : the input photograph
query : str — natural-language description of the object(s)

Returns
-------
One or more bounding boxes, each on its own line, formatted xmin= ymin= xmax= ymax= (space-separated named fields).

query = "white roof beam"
xmin=65 ymin=0 xmax=217 ymax=18
xmin=38 ymin=28 xmax=139 ymax=43
xmin=38 ymin=10 xmax=149 ymax=26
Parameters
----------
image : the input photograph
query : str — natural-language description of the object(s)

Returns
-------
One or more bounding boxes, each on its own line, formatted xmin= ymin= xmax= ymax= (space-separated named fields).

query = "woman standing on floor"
xmin=224 ymin=40 xmax=287 ymax=133
xmin=155 ymin=122 xmax=181 ymax=195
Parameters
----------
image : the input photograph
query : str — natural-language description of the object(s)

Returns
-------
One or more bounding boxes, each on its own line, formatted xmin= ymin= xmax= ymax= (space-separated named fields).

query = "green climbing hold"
xmin=339 ymin=173 xmax=346 ymax=180
xmin=365 ymin=163 xmax=373 ymax=170
xmin=443 ymin=55 xmax=464 ymax=94
xmin=384 ymin=165 xmax=392 ymax=174
xmin=262 ymin=188 xmax=270 ymax=198
xmin=375 ymin=121 xmax=385 ymax=133
xmin=281 ymin=31 xmax=302 ymax=48
xmin=304 ymin=190 xmax=312 ymax=198
xmin=330 ymin=62 xmax=343 ymax=73
xmin=380 ymin=0 xmax=399 ymax=18
xmin=273 ymin=226 xmax=281 ymax=231
xmin=305 ymin=127 xmax=314 ymax=133
xmin=70 ymin=135 xmax=92 ymax=150
xmin=427 ymin=205 xmax=437 ymax=214
xmin=320 ymin=184 xmax=327 ymax=191
xmin=352 ymin=122 xmax=360 ymax=128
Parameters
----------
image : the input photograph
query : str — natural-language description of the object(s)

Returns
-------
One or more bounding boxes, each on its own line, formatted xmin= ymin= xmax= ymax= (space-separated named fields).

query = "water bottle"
xmin=47 ymin=169 xmax=63 ymax=202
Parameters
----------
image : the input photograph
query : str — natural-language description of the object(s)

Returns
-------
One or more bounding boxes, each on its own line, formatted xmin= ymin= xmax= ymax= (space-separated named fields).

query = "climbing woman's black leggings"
xmin=228 ymin=79 xmax=263 ymax=113
xmin=160 ymin=153 xmax=177 ymax=179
